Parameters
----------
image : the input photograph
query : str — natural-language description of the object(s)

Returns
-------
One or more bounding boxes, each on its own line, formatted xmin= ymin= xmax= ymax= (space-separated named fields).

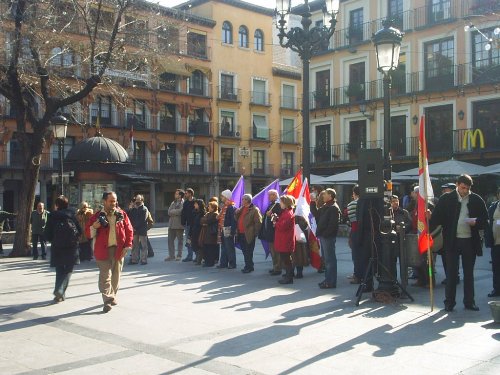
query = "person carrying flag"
xmin=429 ymin=174 xmax=488 ymax=312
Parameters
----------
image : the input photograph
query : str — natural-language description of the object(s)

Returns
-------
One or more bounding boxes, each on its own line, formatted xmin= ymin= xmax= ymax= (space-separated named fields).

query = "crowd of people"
xmin=2 ymin=172 xmax=499 ymax=314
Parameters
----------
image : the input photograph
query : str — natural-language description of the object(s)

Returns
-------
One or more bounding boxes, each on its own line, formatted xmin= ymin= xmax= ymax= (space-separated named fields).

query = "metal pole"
xmin=302 ymin=56 xmax=310 ymax=184
xmin=383 ymin=73 xmax=392 ymax=183
xmin=59 ymin=139 xmax=64 ymax=196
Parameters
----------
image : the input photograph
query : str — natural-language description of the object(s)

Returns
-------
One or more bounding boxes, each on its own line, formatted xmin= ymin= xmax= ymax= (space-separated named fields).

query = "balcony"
xmin=250 ymin=91 xmax=271 ymax=106
xmin=251 ymin=163 xmax=274 ymax=176
xmin=159 ymin=117 xmax=178 ymax=133
xmin=311 ymin=62 xmax=500 ymax=110
xmin=186 ymin=44 xmax=211 ymax=60
xmin=252 ymin=126 xmax=270 ymax=141
xmin=326 ymin=0 xmax=494 ymax=53
xmin=188 ymin=83 xmax=212 ymax=97
xmin=188 ymin=121 xmax=211 ymax=136
xmin=217 ymin=161 xmax=242 ymax=175
xmin=217 ymin=86 xmax=241 ymax=102
xmin=218 ymin=123 xmax=240 ymax=138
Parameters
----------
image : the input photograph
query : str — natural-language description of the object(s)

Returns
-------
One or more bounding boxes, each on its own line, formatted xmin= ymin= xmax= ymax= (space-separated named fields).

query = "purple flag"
xmin=231 ymin=175 xmax=245 ymax=208
xmin=252 ymin=179 xmax=281 ymax=258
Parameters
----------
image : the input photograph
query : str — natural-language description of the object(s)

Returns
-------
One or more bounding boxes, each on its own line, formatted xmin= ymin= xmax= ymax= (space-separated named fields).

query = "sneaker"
xmin=140 ymin=261 xmax=147 ymax=265
xmin=175 ymin=256 xmax=182 ymax=261
xmin=103 ymin=304 xmax=112 ymax=313
xmin=164 ymin=256 xmax=174 ymax=261
xmin=182 ymin=257 xmax=193 ymax=262
xmin=347 ymin=273 xmax=355 ymax=279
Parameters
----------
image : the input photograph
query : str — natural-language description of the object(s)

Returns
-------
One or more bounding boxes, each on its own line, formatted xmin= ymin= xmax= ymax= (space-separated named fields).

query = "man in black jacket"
xmin=128 ymin=194 xmax=149 ymax=265
xmin=485 ymin=187 xmax=500 ymax=298
xmin=430 ymin=174 xmax=488 ymax=312
xmin=258 ymin=189 xmax=282 ymax=276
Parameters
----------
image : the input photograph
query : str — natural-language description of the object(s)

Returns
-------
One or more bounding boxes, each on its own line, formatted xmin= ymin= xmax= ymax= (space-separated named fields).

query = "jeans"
xmin=320 ymin=236 xmax=337 ymax=286
xmin=220 ymin=235 xmax=236 ymax=267
xmin=32 ymin=234 xmax=46 ymax=258
xmin=54 ymin=264 xmax=74 ymax=298
xmin=185 ymin=225 xmax=193 ymax=259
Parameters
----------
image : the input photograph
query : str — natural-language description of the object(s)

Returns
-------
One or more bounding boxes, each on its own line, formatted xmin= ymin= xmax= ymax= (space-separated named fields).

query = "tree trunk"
xmin=9 ymin=136 xmax=43 ymax=257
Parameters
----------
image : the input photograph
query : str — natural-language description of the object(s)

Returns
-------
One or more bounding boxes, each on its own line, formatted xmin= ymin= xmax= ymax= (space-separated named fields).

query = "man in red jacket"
xmin=86 ymin=192 xmax=133 ymax=313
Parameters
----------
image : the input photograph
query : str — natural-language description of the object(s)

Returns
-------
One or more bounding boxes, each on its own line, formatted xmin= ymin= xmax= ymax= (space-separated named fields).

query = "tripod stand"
xmin=355 ymin=199 xmax=414 ymax=306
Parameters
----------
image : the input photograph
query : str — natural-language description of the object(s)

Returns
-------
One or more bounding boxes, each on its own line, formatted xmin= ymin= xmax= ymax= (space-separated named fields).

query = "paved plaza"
xmin=1 ymin=225 xmax=499 ymax=374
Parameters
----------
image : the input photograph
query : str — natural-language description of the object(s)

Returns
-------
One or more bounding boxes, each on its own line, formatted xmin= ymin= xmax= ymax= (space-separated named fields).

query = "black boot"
xmin=279 ymin=268 xmax=293 ymax=284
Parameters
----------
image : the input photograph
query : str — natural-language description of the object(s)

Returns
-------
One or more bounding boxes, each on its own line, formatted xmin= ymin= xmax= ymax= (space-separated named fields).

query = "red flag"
xmin=295 ymin=178 xmax=321 ymax=269
xmin=283 ymin=169 xmax=303 ymax=199
xmin=417 ymin=115 xmax=434 ymax=254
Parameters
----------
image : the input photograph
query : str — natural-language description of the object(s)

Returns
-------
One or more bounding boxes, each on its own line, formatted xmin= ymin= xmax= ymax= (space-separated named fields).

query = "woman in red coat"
xmin=274 ymin=195 xmax=296 ymax=284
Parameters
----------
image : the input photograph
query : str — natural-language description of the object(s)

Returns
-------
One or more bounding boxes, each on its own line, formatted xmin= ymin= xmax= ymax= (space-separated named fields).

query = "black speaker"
xmin=358 ymin=149 xmax=384 ymax=199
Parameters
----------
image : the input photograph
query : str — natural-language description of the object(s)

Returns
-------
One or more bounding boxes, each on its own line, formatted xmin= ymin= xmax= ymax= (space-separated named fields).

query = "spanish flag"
xmin=283 ymin=169 xmax=303 ymax=199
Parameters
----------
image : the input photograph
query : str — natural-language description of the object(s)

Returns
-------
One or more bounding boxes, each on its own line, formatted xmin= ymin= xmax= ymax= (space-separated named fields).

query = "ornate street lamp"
xmin=372 ymin=20 xmax=403 ymax=189
xmin=276 ymin=0 xmax=339 ymax=183
xmin=50 ymin=114 xmax=68 ymax=195
xmin=371 ymin=20 xmax=404 ymax=294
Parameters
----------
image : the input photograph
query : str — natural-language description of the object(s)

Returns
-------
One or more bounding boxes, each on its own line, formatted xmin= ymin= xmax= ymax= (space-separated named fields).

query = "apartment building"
xmin=305 ymin=0 xmax=499 ymax=179
xmin=176 ymin=0 xmax=302 ymax=194
xmin=0 ymin=0 xmax=302 ymax=220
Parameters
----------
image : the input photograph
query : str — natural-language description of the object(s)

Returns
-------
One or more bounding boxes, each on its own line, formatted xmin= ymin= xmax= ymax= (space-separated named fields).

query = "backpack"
xmin=52 ymin=217 xmax=79 ymax=248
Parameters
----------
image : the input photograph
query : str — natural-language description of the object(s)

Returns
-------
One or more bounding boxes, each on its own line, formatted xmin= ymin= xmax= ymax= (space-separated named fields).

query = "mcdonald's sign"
xmin=462 ymin=129 xmax=485 ymax=150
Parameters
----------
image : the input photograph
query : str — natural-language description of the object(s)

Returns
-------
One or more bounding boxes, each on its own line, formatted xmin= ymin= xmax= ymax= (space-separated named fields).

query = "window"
xmin=159 ymin=103 xmax=176 ymax=132
xmin=314 ymin=125 xmax=331 ymax=162
xmin=315 ymin=70 xmax=330 ymax=108
xmin=253 ymin=115 xmax=269 ymax=140
xmin=472 ymin=99 xmax=500 ymax=151
xmin=254 ymin=29 xmax=264 ymax=51
xmin=252 ymin=150 xmax=265 ymax=174
xmin=220 ymin=148 xmax=235 ymax=173
xmin=392 ymin=53 xmax=406 ymax=95
xmin=189 ymin=146 xmax=204 ymax=171
xmin=428 ymin=0 xmax=451 ymax=23
xmin=424 ymin=38 xmax=454 ymax=90
xmin=282 ymin=152 xmax=294 ymax=175
xmin=282 ymin=84 xmax=296 ymax=109
xmin=347 ymin=62 xmax=365 ymax=102
xmin=472 ymin=28 xmax=500 ymax=83
xmin=159 ymin=72 xmax=177 ymax=92
xmin=425 ymin=104 xmax=453 ymax=156
xmin=127 ymin=100 xmax=147 ymax=129
xmin=131 ymin=140 xmax=146 ymax=169
xmin=220 ymin=74 xmax=235 ymax=99
xmin=222 ymin=21 xmax=233 ymax=44
xmin=348 ymin=120 xmax=366 ymax=160
xmin=91 ymin=96 xmax=113 ymax=125
xmin=239 ymin=25 xmax=249 ymax=48
xmin=390 ymin=115 xmax=407 ymax=157
xmin=160 ymin=144 xmax=176 ymax=171
xmin=220 ymin=111 xmax=235 ymax=136
xmin=349 ymin=8 xmax=364 ymax=44
xmin=187 ymin=30 xmax=207 ymax=58
xmin=124 ymin=17 xmax=147 ymax=47
xmin=189 ymin=70 xmax=205 ymax=96
xmin=282 ymin=118 xmax=295 ymax=143
xmin=49 ymin=47 xmax=75 ymax=67
xmin=52 ymin=137 xmax=75 ymax=167
xmin=252 ymin=79 xmax=267 ymax=105
xmin=158 ymin=26 xmax=179 ymax=53
xmin=388 ymin=0 xmax=403 ymax=29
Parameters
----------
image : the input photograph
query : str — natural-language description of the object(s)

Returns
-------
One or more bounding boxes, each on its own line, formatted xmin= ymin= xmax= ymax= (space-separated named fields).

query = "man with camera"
xmin=86 ymin=192 xmax=133 ymax=313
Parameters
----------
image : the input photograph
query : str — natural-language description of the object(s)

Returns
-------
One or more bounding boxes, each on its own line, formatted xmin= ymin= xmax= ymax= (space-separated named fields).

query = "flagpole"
xmin=421 ymin=115 xmax=434 ymax=311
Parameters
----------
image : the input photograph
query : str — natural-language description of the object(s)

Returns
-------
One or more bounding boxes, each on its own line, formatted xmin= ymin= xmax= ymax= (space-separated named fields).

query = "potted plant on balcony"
xmin=345 ymin=83 xmax=364 ymax=103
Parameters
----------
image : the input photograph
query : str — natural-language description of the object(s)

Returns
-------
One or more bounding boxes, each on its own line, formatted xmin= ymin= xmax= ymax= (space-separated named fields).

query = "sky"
xmin=159 ymin=0 xmax=302 ymax=10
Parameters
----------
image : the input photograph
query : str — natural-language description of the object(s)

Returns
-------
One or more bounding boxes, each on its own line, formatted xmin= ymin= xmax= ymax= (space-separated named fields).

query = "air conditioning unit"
xmin=281 ymin=168 xmax=291 ymax=176
xmin=228 ymin=166 xmax=236 ymax=173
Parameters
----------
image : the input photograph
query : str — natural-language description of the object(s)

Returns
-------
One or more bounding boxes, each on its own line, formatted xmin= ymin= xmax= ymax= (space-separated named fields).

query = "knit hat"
xmin=221 ymin=189 xmax=232 ymax=200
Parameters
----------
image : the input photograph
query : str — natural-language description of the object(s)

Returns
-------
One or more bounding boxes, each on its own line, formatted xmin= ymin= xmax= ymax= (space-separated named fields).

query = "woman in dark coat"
xmin=274 ymin=195 xmax=295 ymax=284
xmin=44 ymin=195 xmax=81 ymax=303
xmin=189 ymin=199 xmax=206 ymax=265
xmin=200 ymin=201 xmax=219 ymax=267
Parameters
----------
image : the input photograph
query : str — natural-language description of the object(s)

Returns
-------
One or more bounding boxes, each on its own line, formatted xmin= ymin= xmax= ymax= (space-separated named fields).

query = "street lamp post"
xmin=372 ymin=20 xmax=404 ymax=292
xmin=50 ymin=114 xmax=68 ymax=196
xmin=276 ymin=0 xmax=339 ymax=183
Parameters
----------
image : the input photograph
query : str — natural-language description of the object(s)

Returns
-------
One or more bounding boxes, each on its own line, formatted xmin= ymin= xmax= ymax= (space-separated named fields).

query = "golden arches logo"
xmin=462 ymin=129 xmax=485 ymax=150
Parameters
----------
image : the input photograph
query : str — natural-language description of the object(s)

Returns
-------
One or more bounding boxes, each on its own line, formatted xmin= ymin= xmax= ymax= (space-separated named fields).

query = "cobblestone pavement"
xmin=1 ymin=226 xmax=499 ymax=374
